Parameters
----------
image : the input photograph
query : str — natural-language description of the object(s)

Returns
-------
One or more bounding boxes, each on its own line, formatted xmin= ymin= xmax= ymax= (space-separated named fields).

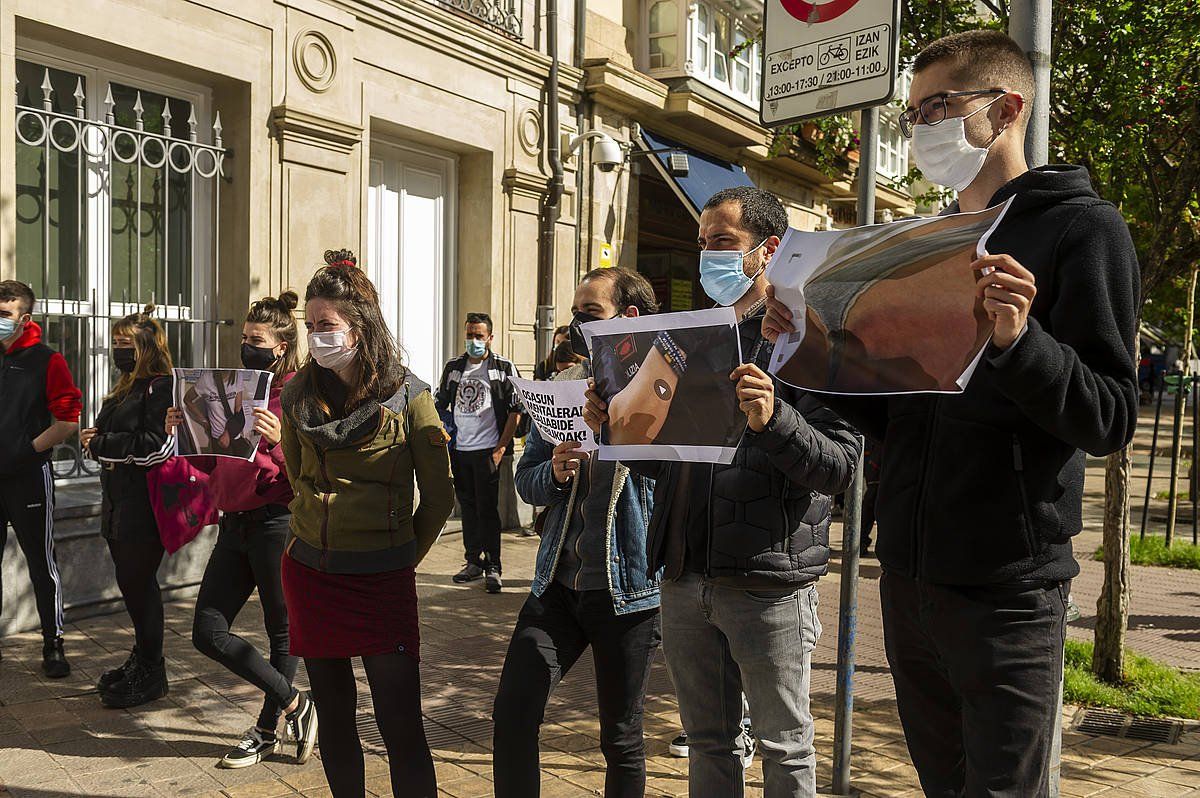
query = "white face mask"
xmin=911 ymin=97 xmax=1006 ymax=192
xmin=308 ymin=330 xmax=358 ymax=372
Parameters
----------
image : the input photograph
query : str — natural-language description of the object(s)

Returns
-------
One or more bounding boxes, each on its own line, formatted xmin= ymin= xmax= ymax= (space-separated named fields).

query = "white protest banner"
xmin=581 ymin=307 xmax=745 ymax=464
xmin=766 ymin=199 xmax=1013 ymax=395
xmin=508 ymin=376 xmax=597 ymax=452
xmin=173 ymin=368 xmax=274 ymax=461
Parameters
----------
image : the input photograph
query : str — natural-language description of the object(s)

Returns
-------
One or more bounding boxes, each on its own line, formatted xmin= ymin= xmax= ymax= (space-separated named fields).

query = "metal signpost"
xmin=759 ymin=3 xmax=900 ymax=794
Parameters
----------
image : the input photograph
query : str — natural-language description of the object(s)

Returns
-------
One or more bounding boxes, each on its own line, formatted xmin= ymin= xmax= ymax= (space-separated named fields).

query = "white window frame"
xmin=15 ymin=39 xmax=215 ymax=427
xmin=641 ymin=0 xmax=763 ymax=109
xmin=367 ymin=139 xmax=459 ymax=384
xmin=876 ymin=69 xmax=913 ymax=183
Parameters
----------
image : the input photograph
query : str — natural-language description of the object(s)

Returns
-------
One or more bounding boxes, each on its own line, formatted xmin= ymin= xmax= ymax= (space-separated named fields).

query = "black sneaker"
xmin=218 ymin=727 xmax=280 ymax=769
xmin=669 ymin=732 xmax=689 ymax=758
xmin=452 ymin=563 xmax=485 ymax=583
xmin=97 ymin=647 xmax=138 ymax=691
xmin=100 ymin=656 xmax=168 ymax=709
xmin=285 ymin=691 xmax=319 ymax=764
xmin=485 ymin=567 xmax=503 ymax=594
xmin=42 ymin=638 xmax=70 ymax=679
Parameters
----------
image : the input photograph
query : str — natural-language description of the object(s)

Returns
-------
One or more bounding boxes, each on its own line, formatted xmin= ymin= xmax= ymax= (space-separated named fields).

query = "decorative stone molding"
xmin=293 ymin=29 xmax=338 ymax=93
xmin=270 ymin=105 xmax=363 ymax=172
xmin=517 ymin=108 xmax=543 ymax=157
xmin=502 ymin=167 xmax=548 ymax=199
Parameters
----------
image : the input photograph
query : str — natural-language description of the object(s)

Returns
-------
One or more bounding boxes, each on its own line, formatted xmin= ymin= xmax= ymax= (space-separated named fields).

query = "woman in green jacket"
xmin=279 ymin=250 xmax=454 ymax=798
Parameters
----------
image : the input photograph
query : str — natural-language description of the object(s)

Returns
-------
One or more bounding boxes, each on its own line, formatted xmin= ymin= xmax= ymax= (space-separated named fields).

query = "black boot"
xmin=42 ymin=637 xmax=70 ymax=679
xmin=97 ymin=647 xmax=139 ymax=691
xmin=100 ymin=656 xmax=168 ymax=709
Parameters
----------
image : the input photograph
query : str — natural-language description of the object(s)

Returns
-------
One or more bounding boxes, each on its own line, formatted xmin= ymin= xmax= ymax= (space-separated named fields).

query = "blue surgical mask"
xmin=699 ymin=240 xmax=768 ymax=306
xmin=0 ymin=317 xmax=17 ymax=340
xmin=466 ymin=338 xmax=488 ymax=359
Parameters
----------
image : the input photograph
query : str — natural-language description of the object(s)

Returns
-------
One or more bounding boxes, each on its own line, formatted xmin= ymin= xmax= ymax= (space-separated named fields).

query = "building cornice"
xmin=322 ymin=0 xmax=584 ymax=102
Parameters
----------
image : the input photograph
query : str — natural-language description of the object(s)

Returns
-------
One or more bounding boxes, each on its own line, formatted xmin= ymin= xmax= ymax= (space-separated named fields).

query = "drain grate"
xmin=1074 ymin=708 xmax=1184 ymax=744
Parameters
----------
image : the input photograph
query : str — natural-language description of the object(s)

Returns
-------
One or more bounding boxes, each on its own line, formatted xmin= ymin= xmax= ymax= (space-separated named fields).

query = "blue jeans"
xmin=661 ymin=573 xmax=821 ymax=798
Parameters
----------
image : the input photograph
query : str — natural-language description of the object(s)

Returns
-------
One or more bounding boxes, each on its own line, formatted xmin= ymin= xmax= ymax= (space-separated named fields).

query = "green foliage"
xmin=1095 ymin=535 xmax=1200 ymax=570
xmin=1064 ymin=640 xmax=1200 ymax=718
xmin=764 ymin=0 xmax=1200 ymax=304
xmin=1050 ymin=0 xmax=1200 ymax=297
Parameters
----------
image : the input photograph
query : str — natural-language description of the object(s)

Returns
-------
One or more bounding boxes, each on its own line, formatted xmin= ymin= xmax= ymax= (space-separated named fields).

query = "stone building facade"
xmin=0 ymin=0 xmax=913 ymax=633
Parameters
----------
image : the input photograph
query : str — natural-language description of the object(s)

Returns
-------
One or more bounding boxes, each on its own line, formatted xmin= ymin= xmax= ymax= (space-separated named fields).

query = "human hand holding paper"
xmin=973 ymin=252 xmax=1036 ymax=350
xmin=551 ymin=440 xmax=591 ymax=485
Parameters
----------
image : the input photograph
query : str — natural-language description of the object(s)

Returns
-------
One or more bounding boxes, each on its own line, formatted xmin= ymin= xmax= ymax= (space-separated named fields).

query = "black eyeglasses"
xmin=899 ymin=90 xmax=1007 ymax=138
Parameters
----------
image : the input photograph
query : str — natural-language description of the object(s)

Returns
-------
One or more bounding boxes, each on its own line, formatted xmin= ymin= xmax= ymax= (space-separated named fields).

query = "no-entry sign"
xmin=761 ymin=0 xmax=901 ymax=126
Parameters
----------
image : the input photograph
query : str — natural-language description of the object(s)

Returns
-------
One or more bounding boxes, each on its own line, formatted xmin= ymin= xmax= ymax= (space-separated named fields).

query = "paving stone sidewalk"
xmin=2 ymin=506 xmax=1198 ymax=798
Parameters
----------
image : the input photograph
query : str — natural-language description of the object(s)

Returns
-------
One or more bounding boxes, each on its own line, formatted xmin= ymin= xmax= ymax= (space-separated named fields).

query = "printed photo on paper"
xmin=581 ymin=307 xmax=745 ymax=465
xmin=173 ymin=368 xmax=274 ymax=461
xmin=766 ymin=199 xmax=1013 ymax=395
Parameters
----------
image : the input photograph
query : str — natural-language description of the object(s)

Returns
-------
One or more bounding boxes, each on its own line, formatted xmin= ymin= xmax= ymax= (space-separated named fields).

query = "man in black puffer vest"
xmin=585 ymin=187 xmax=860 ymax=798
xmin=0 ymin=281 xmax=82 ymax=677
xmin=766 ymin=31 xmax=1139 ymax=798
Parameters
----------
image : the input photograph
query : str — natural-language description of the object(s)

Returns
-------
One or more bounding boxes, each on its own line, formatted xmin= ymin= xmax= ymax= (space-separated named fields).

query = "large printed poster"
xmin=173 ymin=368 xmax=273 ymax=461
xmin=581 ymin=308 xmax=745 ymax=464
xmin=767 ymin=199 xmax=1013 ymax=395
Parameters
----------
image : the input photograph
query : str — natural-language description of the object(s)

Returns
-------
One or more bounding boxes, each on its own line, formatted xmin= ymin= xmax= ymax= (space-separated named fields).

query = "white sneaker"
xmin=669 ymin=732 xmax=689 ymax=758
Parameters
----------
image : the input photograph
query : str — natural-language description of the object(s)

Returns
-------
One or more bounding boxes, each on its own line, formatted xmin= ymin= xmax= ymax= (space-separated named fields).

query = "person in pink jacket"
xmin=164 ymin=292 xmax=319 ymax=770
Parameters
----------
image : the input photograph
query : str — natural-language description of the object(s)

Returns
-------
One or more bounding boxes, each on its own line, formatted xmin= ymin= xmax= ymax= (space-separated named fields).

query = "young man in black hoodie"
xmin=0 ymin=280 xmax=82 ymax=677
xmin=765 ymin=31 xmax=1139 ymax=796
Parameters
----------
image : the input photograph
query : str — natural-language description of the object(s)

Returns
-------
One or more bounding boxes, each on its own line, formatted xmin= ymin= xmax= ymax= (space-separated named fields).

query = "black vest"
xmin=0 ymin=342 xmax=55 ymax=475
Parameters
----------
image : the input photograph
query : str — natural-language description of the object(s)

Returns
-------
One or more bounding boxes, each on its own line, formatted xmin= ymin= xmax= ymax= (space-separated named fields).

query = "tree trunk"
xmin=1093 ymin=330 xmax=1140 ymax=683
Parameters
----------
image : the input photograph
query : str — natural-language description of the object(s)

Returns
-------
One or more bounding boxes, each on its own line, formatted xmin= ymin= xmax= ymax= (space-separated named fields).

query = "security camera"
xmin=566 ymin=131 xmax=625 ymax=173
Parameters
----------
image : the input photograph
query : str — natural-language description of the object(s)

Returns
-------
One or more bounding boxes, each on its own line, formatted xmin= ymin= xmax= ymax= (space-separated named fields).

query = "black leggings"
xmin=305 ymin=653 xmax=436 ymax=798
xmin=192 ymin=511 xmax=298 ymax=731
xmin=106 ymin=533 xmax=165 ymax=664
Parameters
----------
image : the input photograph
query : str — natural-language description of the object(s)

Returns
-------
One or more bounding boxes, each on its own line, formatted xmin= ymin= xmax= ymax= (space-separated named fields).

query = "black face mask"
xmin=569 ymin=310 xmax=613 ymax=360
xmin=241 ymin=343 xmax=280 ymax=371
xmin=112 ymin=347 xmax=137 ymax=374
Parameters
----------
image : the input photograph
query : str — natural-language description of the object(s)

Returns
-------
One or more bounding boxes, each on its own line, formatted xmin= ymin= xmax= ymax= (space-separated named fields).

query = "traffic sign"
xmin=761 ymin=0 xmax=901 ymax=127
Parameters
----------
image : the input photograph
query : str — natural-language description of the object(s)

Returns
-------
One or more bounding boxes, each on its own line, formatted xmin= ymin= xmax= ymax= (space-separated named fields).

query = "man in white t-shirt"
xmin=435 ymin=312 xmax=523 ymax=593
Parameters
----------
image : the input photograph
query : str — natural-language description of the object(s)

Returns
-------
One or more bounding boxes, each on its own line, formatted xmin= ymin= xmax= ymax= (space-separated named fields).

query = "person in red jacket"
xmin=0 ymin=280 xmax=82 ymax=678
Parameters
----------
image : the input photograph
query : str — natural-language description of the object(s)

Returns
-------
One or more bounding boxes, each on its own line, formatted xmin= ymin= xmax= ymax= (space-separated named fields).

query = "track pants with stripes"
xmin=0 ymin=463 xmax=65 ymax=640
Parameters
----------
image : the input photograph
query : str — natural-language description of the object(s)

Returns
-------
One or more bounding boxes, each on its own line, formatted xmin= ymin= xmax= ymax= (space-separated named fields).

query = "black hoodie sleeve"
xmin=984 ymin=201 xmax=1139 ymax=456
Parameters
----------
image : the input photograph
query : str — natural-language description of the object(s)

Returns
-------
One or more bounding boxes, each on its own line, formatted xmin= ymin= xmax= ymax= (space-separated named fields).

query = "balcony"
xmin=432 ymin=0 xmax=523 ymax=39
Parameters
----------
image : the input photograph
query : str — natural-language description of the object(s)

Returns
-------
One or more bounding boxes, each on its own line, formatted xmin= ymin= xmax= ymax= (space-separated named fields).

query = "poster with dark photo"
xmin=767 ymin=199 xmax=1013 ymax=395
xmin=581 ymin=307 xmax=744 ymax=464
xmin=173 ymin=368 xmax=273 ymax=461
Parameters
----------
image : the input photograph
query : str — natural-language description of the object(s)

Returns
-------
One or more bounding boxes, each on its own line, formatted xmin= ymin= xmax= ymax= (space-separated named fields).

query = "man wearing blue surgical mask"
xmin=435 ymin=312 xmax=523 ymax=594
xmin=585 ymin=187 xmax=860 ymax=798
xmin=0 ymin=280 xmax=82 ymax=679
xmin=765 ymin=30 xmax=1139 ymax=797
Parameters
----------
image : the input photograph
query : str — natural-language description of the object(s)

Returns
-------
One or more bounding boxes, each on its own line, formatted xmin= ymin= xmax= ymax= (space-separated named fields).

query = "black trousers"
xmin=451 ymin=448 xmax=502 ymax=570
xmin=880 ymin=570 xmax=1069 ymax=798
xmin=106 ymin=527 xmax=166 ymax=665
xmin=192 ymin=508 xmax=298 ymax=731
xmin=492 ymin=583 xmax=662 ymax=798
xmin=0 ymin=463 xmax=64 ymax=640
